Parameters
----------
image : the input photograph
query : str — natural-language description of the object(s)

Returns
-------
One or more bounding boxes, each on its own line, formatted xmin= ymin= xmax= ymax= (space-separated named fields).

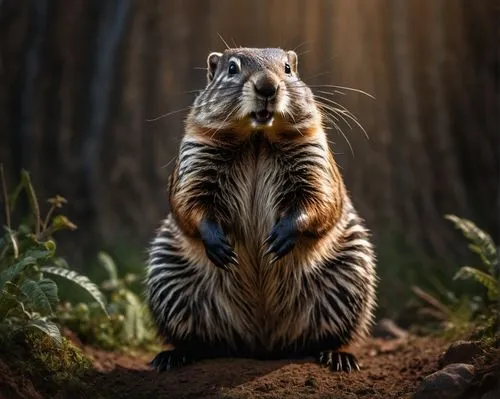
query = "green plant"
xmin=410 ymin=284 xmax=482 ymax=339
xmin=445 ymin=214 xmax=499 ymax=301
xmin=56 ymin=251 xmax=159 ymax=351
xmin=410 ymin=214 xmax=499 ymax=339
xmin=0 ymin=166 xmax=107 ymax=345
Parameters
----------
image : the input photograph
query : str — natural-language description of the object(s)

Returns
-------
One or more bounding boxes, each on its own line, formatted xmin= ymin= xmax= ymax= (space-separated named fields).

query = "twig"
xmin=43 ymin=205 xmax=56 ymax=231
xmin=20 ymin=170 xmax=41 ymax=237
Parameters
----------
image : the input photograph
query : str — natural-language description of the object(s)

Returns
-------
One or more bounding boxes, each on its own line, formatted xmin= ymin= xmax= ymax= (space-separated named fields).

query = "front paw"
xmin=199 ymin=219 xmax=238 ymax=270
xmin=264 ymin=215 xmax=298 ymax=263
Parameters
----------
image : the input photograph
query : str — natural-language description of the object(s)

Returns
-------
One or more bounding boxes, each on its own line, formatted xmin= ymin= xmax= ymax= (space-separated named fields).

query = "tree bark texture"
xmin=0 ymin=0 xmax=498 ymax=268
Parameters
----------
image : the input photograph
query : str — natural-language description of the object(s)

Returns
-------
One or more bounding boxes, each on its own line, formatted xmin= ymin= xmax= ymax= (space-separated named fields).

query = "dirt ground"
xmin=0 ymin=333 xmax=450 ymax=399
xmin=71 ymin=335 xmax=447 ymax=399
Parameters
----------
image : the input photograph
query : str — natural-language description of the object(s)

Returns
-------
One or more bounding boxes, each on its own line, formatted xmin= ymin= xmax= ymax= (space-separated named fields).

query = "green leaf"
xmin=24 ymin=248 xmax=52 ymax=261
xmin=20 ymin=279 xmax=53 ymax=314
xmin=0 ymin=289 xmax=19 ymax=321
xmin=8 ymin=180 xmax=24 ymax=215
xmin=28 ymin=318 xmax=62 ymax=346
xmin=98 ymin=251 xmax=119 ymax=288
xmin=0 ymin=256 xmax=37 ymax=289
xmin=122 ymin=290 xmax=145 ymax=342
xmin=453 ymin=266 xmax=499 ymax=300
xmin=41 ymin=266 xmax=108 ymax=317
xmin=38 ymin=278 xmax=59 ymax=308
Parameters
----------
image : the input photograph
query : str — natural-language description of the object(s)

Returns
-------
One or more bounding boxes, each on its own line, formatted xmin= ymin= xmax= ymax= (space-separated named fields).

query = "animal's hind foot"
xmin=317 ymin=351 xmax=360 ymax=373
xmin=148 ymin=349 xmax=193 ymax=372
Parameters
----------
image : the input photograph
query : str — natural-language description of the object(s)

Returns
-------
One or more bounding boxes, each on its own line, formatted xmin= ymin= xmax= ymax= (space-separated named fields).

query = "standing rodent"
xmin=146 ymin=47 xmax=377 ymax=373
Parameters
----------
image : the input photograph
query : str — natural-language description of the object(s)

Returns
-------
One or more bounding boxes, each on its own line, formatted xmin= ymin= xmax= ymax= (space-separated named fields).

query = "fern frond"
xmin=454 ymin=266 xmax=499 ymax=300
xmin=445 ymin=214 xmax=498 ymax=274
xmin=41 ymin=266 xmax=108 ymax=317
xmin=28 ymin=318 xmax=62 ymax=346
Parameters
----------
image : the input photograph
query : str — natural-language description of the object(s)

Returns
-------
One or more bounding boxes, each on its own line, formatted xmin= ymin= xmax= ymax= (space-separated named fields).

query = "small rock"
xmin=304 ymin=375 xmax=317 ymax=388
xmin=413 ymin=363 xmax=475 ymax=399
xmin=439 ymin=340 xmax=482 ymax=368
xmin=372 ymin=318 xmax=409 ymax=340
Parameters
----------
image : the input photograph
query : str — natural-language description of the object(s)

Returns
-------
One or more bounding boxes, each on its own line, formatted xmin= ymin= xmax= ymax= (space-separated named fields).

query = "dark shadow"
xmin=75 ymin=357 xmax=313 ymax=399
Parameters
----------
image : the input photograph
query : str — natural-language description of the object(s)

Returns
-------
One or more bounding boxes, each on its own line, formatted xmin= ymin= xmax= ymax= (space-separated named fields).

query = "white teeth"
xmin=250 ymin=112 xmax=274 ymax=129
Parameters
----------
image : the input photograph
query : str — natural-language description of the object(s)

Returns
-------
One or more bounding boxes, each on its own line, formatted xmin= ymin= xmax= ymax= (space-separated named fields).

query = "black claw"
xmin=199 ymin=219 xmax=238 ymax=270
xmin=317 ymin=351 xmax=360 ymax=373
xmin=263 ymin=231 xmax=277 ymax=246
xmin=149 ymin=350 xmax=191 ymax=372
xmin=264 ymin=214 xmax=298 ymax=263
xmin=230 ymin=255 xmax=239 ymax=265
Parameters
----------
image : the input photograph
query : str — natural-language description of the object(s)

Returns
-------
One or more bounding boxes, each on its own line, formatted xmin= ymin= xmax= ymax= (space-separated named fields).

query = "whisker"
xmin=217 ymin=32 xmax=230 ymax=50
xmin=314 ymin=98 xmax=358 ymax=132
xmin=145 ymin=89 xmax=241 ymax=122
xmin=313 ymin=95 xmax=354 ymax=120
xmin=316 ymin=104 xmax=352 ymax=134
xmin=145 ymin=107 xmax=191 ymax=122
xmin=288 ymin=82 xmax=373 ymax=100
xmin=317 ymin=89 xmax=346 ymax=96
xmin=293 ymin=40 xmax=313 ymax=53
xmin=287 ymin=84 xmax=370 ymax=140
xmin=183 ymin=85 xmax=243 ymax=94
xmin=284 ymin=108 xmax=303 ymax=136
xmin=307 ymin=84 xmax=375 ymax=99
xmin=300 ymin=70 xmax=333 ymax=82
xmin=210 ymin=104 xmax=241 ymax=139
xmin=315 ymin=96 xmax=369 ymax=139
xmin=161 ymin=155 xmax=179 ymax=170
xmin=295 ymin=49 xmax=313 ymax=58
xmin=323 ymin=115 xmax=354 ymax=157
xmin=315 ymin=100 xmax=354 ymax=131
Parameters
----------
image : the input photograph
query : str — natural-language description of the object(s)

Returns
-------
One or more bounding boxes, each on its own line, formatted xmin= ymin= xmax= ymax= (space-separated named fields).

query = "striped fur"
xmin=146 ymin=47 xmax=377 ymax=365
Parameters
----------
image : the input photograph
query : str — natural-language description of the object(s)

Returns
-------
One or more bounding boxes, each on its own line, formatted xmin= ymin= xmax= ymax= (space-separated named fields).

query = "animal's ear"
xmin=287 ymin=50 xmax=298 ymax=73
xmin=207 ymin=52 xmax=222 ymax=83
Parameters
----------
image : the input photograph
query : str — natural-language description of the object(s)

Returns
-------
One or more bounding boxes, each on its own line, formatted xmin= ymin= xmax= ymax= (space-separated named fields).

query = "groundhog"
xmin=146 ymin=47 xmax=377 ymax=373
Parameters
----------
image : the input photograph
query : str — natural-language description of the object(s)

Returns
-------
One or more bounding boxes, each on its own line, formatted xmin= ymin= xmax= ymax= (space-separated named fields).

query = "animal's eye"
xmin=284 ymin=63 xmax=291 ymax=74
xmin=228 ymin=61 xmax=239 ymax=75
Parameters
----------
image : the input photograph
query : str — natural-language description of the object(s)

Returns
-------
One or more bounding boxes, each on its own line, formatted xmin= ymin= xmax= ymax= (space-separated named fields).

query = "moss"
xmin=0 ymin=328 xmax=92 ymax=397
xmin=26 ymin=330 xmax=91 ymax=384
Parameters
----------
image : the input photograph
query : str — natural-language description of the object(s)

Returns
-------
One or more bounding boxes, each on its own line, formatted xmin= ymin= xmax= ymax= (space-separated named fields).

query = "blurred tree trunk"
xmin=0 ymin=0 xmax=497 ymax=269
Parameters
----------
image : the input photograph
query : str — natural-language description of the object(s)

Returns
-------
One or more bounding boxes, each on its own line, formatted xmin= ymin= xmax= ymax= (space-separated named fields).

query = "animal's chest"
xmin=223 ymin=137 xmax=280 ymax=247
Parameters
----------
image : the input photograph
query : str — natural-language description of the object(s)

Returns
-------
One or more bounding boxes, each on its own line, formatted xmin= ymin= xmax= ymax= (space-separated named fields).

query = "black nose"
xmin=254 ymin=77 xmax=278 ymax=99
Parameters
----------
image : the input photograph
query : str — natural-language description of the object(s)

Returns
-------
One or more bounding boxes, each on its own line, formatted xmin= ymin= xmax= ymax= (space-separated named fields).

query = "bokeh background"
xmin=0 ymin=0 xmax=498 ymax=317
